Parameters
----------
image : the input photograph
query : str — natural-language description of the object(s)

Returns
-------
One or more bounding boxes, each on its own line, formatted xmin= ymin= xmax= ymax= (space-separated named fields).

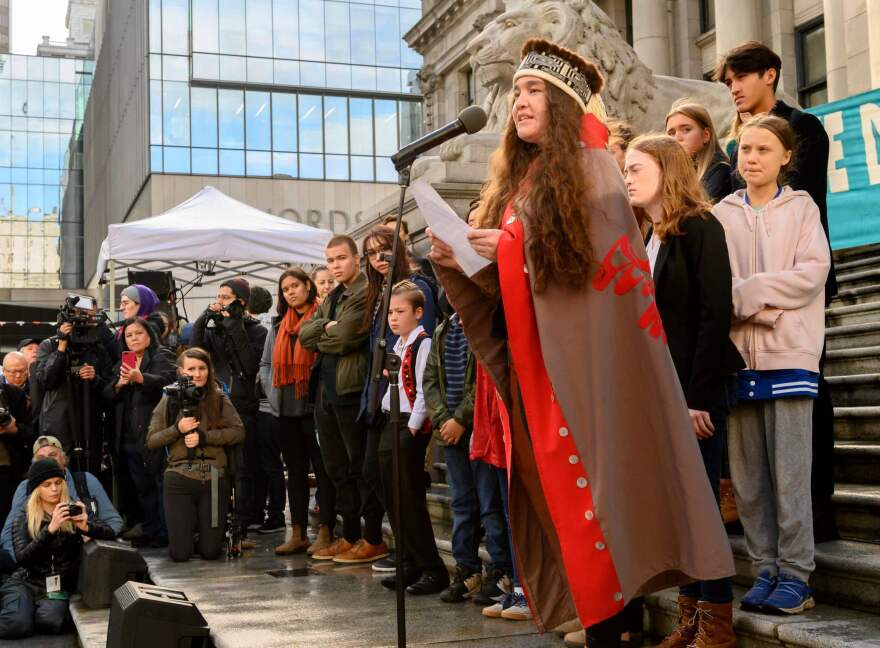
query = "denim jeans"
xmin=444 ymin=434 xmax=512 ymax=575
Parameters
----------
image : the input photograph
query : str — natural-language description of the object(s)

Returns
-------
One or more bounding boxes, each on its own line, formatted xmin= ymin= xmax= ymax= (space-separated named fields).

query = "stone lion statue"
xmin=467 ymin=0 xmax=737 ymax=135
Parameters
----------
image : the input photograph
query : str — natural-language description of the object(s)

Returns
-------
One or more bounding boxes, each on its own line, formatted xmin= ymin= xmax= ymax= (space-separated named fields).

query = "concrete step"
xmin=827 ymin=373 xmax=880 ymax=408
xmin=729 ymin=536 xmax=880 ymax=614
xmin=69 ymin=595 xmax=109 ymax=648
xmin=826 ymin=299 xmax=880 ymax=327
xmin=827 ymin=321 xmax=880 ymax=351
xmin=825 ymin=345 xmax=880 ymax=377
xmin=833 ymin=407 xmax=880 ymax=442
xmin=835 ymin=267 xmax=880 ymax=291
xmin=830 ymin=283 xmax=880 ymax=307
xmin=834 ymin=441 xmax=880 ymax=485
xmin=834 ymin=252 xmax=880 ymax=274
xmin=833 ymin=483 xmax=880 ymax=544
xmin=645 ymin=585 xmax=880 ymax=648
xmin=833 ymin=243 xmax=880 ymax=267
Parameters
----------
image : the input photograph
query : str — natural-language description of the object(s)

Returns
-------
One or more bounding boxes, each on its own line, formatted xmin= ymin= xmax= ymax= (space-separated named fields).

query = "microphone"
xmin=390 ymin=105 xmax=488 ymax=171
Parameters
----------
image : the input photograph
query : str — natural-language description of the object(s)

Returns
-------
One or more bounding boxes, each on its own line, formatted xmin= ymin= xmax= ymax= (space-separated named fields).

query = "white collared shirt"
xmin=381 ymin=325 xmax=431 ymax=430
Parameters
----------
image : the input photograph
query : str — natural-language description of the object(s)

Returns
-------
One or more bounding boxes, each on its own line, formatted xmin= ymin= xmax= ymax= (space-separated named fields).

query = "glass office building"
xmin=148 ymin=0 xmax=424 ymax=183
xmin=0 ymin=55 xmax=92 ymax=288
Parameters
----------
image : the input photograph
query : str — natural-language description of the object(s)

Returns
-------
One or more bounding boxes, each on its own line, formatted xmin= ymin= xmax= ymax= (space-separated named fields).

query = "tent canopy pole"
xmin=109 ymin=259 xmax=116 ymax=318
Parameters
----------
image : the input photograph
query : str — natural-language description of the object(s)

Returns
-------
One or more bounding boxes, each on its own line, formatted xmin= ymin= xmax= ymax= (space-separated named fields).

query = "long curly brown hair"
xmin=471 ymin=83 xmax=596 ymax=293
xmin=361 ymin=226 xmax=411 ymax=332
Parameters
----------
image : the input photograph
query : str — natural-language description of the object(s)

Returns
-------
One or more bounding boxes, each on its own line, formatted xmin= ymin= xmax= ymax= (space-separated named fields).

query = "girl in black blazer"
xmin=624 ymin=134 xmax=743 ymax=646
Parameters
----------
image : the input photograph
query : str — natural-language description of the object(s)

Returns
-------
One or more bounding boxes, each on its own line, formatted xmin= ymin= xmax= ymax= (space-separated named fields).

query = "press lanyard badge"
xmin=46 ymin=574 xmax=61 ymax=593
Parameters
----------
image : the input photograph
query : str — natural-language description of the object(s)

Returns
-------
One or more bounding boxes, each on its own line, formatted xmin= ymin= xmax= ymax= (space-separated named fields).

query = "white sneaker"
xmin=500 ymin=592 xmax=532 ymax=621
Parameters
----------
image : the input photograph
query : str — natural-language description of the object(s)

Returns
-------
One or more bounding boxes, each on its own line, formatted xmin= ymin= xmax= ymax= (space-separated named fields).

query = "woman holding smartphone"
xmin=103 ymin=318 xmax=176 ymax=548
xmin=0 ymin=459 xmax=116 ymax=638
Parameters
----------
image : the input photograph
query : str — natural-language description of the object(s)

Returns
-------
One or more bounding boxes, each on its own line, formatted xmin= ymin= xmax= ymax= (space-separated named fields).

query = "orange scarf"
xmin=272 ymin=302 xmax=318 ymax=398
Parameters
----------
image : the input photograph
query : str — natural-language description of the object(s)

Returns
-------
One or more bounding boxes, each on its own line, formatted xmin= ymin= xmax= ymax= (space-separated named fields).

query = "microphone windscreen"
xmin=458 ymin=105 xmax=488 ymax=135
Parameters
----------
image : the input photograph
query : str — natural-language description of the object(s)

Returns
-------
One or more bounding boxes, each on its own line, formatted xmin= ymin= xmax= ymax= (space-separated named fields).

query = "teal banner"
xmin=808 ymin=89 xmax=880 ymax=250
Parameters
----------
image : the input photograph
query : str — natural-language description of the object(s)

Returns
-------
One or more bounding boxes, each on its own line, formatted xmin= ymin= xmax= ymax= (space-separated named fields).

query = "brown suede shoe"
xmin=333 ymin=539 xmax=390 ymax=564
xmin=691 ymin=601 xmax=735 ymax=648
xmin=311 ymin=537 xmax=352 ymax=561
xmin=719 ymin=479 xmax=739 ymax=524
xmin=275 ymin=525 xmax=310 ymax=555
xmin=241 ymin=539 xmax=256 ymax=551
xmin=307 ymin=525 xmax=332 ymax=556
xmin=647 ymin=595 xmax=698 ymax=648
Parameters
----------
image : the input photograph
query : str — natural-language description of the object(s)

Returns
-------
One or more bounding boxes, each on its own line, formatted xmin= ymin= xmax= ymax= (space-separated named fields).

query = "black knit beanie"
xmin=220 ymin=277 xmax=251 ymax=306
xmin=27 ymin=459 xmax=65 ymax=495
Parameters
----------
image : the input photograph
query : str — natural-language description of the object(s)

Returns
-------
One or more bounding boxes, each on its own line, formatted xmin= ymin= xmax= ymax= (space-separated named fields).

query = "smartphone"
xmin=122 ymin=351 xmax=136 ymax=369
xmin=66 ymin=503 xmax=84 ymax=517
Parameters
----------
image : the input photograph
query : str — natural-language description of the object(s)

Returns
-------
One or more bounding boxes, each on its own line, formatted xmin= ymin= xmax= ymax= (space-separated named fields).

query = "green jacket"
xmin=299 ymin=273 xmax=369 ymax=397
xmin=423 ymin=315 xmax=476 ymax=437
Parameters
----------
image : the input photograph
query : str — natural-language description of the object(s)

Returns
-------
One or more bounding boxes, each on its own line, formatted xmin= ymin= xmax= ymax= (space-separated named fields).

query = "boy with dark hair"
xmin=715 ymin=40 xmax=838 ymax=543
xmin=300 ymin=235 xmax=389 ymax=564
xmin=378 ymin=281 xmax=448 ymax=595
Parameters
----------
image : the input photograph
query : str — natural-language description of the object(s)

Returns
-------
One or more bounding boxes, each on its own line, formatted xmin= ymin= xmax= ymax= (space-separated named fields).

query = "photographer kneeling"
xmin=190 ymin=279 xmax=266 ymax=540
xmin=0 ymin=459 xmax=115 ymax=638
xmin=147 ymin=348 xmax=245 ymax=562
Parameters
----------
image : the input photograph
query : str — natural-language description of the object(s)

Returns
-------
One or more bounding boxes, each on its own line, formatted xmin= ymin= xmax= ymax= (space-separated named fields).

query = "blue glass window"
xmin=272 ymin=93 xmax=297 ymax=152
xmin=350 ymin=155 xmax=373 ymax=181
xmin=220 ymin=56 xmax=247 ymax=82
xmin=246 ymin=0 xmax=273 ymax=57
xmin=164 ymin=146 xmax=191 ymax=173
xmin=218 ymin=89 xmax=245 ymax=148
xmin=193 ymin=0 xmax=219 ymax=52
xmin=150 ymin=81 xmax=163 ymax=145
xmin=273 ymin=0 xmax=299 ymax=60
xmin=374 ymin=99 xmax=397 ymax=156
xmin=300 ymin=153 xmax=323 ymax=179
xmin=299 ymin=0 xmax=325 ymax=61
xmin=191 ymin=87 xmax=218 ymax=147
xmin=349 ymin=98 xmax=372 ymax=155
xmin=273 ymin=152 xmax=297 ymax=177
xmin=219 ymin=0 xmax=246 ymax=55
xmin=375 ymin=7 xmax=400 ymax=67
xmin=325 ymin=2 xmax=350 ymax=64
xmin=220 ymin=148 xmax=245 ymax=174
xmin=162 ymin=0 xmax=188 ymax=55
xmin=163 ymin=55 xmax=189 ymax=81
xmin=274 ymin=60 xmax=300 ymax=85
xmin=324 ymin=96 xmax=347 ymax=155
xmin=192 ymin=148 xmax=218 ymax=174
xmin=298 ymin=95 xmax=322 ymax=153
xmin=400 ymin=9 xmax=422 ymax=68
xmin=247 ymin=58 xmax=273 ymax=84
xmin=192 ymin=54 xmax=220 ymax=80
xmin=246 ymin=150 xmax=272 ymax=175
xmin=350 ymin=5 xmax=376 ymax=66
xmin=162 ymin=81 xmax=190 ymax=146
xmin=246 ymin=91 xmax=271 ymax=150
xmin=149 ymin=0 xmax=162 ymax=52
xmin=326 ymin=154 xmax=348 ymax=180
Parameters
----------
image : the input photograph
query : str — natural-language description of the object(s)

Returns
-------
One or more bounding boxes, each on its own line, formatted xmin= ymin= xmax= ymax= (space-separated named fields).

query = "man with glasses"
xmin=0 ymin=436 xmax=122 ymax=571
xmin=0 ymin=352 xmax=32 ymax=532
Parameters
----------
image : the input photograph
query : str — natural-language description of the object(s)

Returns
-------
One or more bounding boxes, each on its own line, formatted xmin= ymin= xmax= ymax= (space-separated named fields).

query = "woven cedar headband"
xmin=516 ymin=51 xmax=592 ymax=112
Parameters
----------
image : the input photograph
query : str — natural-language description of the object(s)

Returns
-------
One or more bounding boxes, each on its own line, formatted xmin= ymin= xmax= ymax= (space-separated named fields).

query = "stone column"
xmin=869 ymin=0 xmax=880 ymax=89
xmin=824 ymin=0 xmax=849 ymax=101
xmin=632 ymin=0 xmax=671 ymax=76
xmin=713 ymin=0 xmax=761 ymax=57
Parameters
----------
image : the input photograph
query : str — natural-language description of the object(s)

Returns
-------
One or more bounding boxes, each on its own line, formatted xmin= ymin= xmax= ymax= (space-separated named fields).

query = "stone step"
xmin=833 ymin=483 xmax=880 ymax=544
xmin=834 ymin=441 xmax=880 ymax=485
xmin=834 ymin=252 xmax=880 ymax=273
xmin=830 ymin=283 xmax=880 ymax=307
xmin=826 ymin=299 xmax=880 ymax=327
xmin=833 ymin=242 xmax=880 ymax=267
xmin=645 ymin=585 xmax=880 ymax=648
xmin=826 ymin=321 xmax=880 ymax=351
xmin=835 ymin=267 xmax=880 ymax=291
xmin=827 ymin=373 xmax=880 ymax=408
xmin=69 ymin=595 xmax=109 ymax=648
xmin=729 ymin=536 xmax=880 ymax=614
xmin=833 ymin=406 xmax=880 ymax=442
xmin=825 ymin=346 xmax=880 ymax=377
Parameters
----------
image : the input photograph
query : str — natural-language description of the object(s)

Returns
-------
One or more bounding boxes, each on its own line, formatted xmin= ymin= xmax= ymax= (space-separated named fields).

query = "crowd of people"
xmin=0 ymin=37 xmax=836 ymax=648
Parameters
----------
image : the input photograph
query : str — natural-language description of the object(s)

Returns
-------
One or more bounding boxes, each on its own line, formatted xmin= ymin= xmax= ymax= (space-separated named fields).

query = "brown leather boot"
xmin=275 ymin=525 xmax=309 ymax=555
xmin=719 ymin=479 xmax=739 ymax=524
xmin=691 ymin=602 xmax=735 ymax=648
xmin=647 ymin=596 xmax=698 ymax=648
xmin=307 ymin=525 xmax=332 ymax=555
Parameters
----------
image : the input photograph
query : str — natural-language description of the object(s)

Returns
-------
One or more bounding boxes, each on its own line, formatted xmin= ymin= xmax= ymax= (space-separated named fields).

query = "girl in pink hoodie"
xmin=712 ymin=115 xmax=830 ymax=616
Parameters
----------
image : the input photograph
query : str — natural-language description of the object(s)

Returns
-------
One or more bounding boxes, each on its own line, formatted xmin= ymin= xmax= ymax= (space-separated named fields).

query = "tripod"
xmin=367 ymin=165 xmax=412 ymax=648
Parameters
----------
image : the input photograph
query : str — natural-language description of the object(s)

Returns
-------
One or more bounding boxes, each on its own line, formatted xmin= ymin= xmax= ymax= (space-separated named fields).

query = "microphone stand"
xmin=367 ymin=164 xmax=410 ymax=648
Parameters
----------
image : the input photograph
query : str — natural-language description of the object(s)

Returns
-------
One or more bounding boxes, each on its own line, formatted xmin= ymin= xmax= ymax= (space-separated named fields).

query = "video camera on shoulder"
xmin=58 ymin=294 xmax=107 ymax=330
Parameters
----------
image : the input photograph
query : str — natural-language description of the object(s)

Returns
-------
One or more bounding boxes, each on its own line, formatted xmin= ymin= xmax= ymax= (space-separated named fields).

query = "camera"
xmin=163 ymin=375 xmax=206 ymax=407
xmin=205 ymin=299 xmax=245 ymax=326
xmin=67 ymin=503 xmax=84 ymax=517
xmin=58 ymin=294 xmax=106 ymax=329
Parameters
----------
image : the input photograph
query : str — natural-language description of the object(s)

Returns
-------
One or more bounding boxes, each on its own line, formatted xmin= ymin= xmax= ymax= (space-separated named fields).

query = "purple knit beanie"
xmin=122 ymin=284 xmax=161 ymax=317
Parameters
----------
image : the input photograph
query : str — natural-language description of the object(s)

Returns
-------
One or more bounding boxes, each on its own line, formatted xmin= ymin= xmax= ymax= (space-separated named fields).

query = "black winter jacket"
xmin=701 ymin=152 xmax=732 ymax=205
xmin=102 ymin=337 xmax=177 ymax=449
xmin=648 ymin=215 xmax=745 ymax=411
xmin=730 ymin=100 xmax=836 ymax=301
xmin=11 ymin=508 xmax=116 ymax=591
xmin=191 ymin=313 xmax=267 ymax=414
xmin=0 ymin=381 xmax=33 ymax=475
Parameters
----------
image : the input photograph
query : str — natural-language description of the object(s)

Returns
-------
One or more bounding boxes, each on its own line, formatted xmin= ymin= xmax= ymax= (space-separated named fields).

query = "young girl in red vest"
xmin=378 ymin=281 xmax=448 ymax=596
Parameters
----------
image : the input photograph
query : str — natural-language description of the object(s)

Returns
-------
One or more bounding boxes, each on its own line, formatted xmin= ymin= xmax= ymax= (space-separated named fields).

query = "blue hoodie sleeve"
xmin=1 ymin=481 xmax=27 ymax=555
xmin=85 ymin=473 xmax=123 ymax=535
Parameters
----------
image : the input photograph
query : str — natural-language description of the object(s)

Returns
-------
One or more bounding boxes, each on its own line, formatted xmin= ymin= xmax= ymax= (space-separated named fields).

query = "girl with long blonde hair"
xmin=665 ymin=99 xmax=732 ymax=203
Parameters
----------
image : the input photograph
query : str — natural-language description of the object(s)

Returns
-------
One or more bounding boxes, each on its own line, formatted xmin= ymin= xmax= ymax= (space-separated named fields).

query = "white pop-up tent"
xmin=94 ymin=185 xmax=333 ymax=313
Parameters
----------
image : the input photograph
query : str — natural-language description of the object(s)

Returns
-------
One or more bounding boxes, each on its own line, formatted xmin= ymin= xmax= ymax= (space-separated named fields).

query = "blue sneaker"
xmin=740 ymin=571 xmax=777 ymax=611
xmin=762 ymin=573 xmax=815 ymax=615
